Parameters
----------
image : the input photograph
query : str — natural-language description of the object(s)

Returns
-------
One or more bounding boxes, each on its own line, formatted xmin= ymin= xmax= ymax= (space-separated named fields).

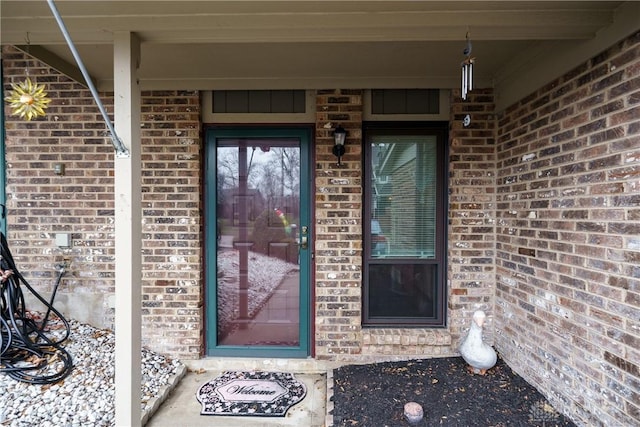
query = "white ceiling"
xmin=2 ymin=1 xmax=639 ymax=110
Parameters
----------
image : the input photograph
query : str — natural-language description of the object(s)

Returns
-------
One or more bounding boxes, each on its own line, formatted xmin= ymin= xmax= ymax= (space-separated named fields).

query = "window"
xmin=363 ymin=123 xmax=447 ymax=326
xmin=213 ymin=90 xmax=306 ymax=113
xmin=371 ymin=89 xmax=440 ymax=114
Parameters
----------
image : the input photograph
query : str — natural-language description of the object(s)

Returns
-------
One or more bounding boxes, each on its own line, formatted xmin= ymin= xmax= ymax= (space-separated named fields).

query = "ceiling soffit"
xmin=1 ymin=1 xmax=637 ymax=110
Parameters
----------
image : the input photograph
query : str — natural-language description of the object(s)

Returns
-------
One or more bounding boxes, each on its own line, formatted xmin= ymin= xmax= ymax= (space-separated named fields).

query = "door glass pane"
xmin=216 ymin=139 xmax=301 ymax=346
xmin=370 ymin=135 xmax=438 ymax=258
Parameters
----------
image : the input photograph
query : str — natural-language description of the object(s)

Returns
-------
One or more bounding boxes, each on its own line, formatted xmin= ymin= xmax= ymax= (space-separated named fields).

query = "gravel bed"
xmin=0 ymin=316 xmax=185 ymax=427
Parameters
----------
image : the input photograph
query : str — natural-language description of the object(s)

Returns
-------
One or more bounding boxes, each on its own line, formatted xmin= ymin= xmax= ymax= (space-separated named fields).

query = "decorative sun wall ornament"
xmin=5 ymin=76 xmax=51 ymax=120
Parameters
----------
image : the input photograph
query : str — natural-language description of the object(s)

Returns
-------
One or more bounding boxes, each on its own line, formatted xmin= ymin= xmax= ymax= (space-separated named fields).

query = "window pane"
xmin=248 ymin=91 xmax=271 ymax=113
xmin=368 ymin=264 xmax=437 ymax=318
xmin=364 ymin=125 xmax=445 ymax=326
xmin=212 ymin=90 xmax=306 ymax=113
xmin=370 ymin=135 xmax=438 ymax=258
xmin=216 ymin=140 xmax=301 ymax=347
xmin=371 ymin=89 xmax=440 ymax=114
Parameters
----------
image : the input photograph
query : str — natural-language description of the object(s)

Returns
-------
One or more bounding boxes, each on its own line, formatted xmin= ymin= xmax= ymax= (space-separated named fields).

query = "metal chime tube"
xmin=461 ymin=60 xmax=474 ymax=100
xmin=461 ymin=63 xmax=467 ymax=100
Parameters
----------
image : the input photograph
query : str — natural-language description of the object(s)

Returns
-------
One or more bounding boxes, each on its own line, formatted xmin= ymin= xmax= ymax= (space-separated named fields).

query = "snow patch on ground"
xmin=216 ymin=249 xmax=299 ymax=337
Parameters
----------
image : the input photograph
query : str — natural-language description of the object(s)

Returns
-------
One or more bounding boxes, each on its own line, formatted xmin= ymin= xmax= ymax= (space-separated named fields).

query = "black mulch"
xmin=331 ymin=356 xmax=576 ymax=427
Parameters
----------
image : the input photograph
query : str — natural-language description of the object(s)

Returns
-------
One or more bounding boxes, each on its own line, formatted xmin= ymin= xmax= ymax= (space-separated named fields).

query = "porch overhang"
xmin=2 ymin=1 xmax=639 ymax=111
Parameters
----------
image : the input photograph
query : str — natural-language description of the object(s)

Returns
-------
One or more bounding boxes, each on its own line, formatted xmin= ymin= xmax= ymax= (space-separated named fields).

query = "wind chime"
xmin=461 ymin=31 xmax=474 ymax=101
xmin=461 ymin=31 xmax=474 ymax=127
xmin=4 ymin=36 xmax=51 ymax=121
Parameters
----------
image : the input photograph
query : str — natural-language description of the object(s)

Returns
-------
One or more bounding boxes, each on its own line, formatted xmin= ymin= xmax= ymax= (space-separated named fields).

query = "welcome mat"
xmin=196 ymin=371 xmax=307 ymax=417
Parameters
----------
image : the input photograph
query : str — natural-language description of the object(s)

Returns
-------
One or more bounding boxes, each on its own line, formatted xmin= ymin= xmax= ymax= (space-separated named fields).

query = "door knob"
xmin=299 ymin=226 xmax=308 ymax=249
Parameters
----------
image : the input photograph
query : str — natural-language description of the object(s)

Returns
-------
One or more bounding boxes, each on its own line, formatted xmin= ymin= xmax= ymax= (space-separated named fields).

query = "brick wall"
xmin=2 ymin=46 xmax=203 ymax=360
xmin=2 ymin=46 xmax=116 ymax=323
xmin=313 ymin=89 xmax=364 ymax=359
xmin=313 ymin=89 xmax=493 ymax=362
xmin=139 ymin=91 xmax=202 ymax=359
xmin=494 ymin=30 xmax=640 ymax=425
xmin=448 ymin=88 xmax=497 ymax=345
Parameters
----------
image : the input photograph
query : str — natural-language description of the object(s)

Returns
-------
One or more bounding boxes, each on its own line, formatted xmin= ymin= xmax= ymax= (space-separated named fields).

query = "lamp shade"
xmin=332 ymin=125 xmax=347 ymax=165
xmin=333 ymin=126 xmax=346 ymax=146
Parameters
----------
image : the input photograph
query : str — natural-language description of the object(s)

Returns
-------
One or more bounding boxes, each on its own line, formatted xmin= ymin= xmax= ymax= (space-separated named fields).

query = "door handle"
xmin=299 ymin=226 xmax=308 ymax=249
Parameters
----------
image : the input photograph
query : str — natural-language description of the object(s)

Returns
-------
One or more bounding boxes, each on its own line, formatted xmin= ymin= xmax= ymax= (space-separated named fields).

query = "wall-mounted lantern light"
xmin=332 ymin=125 xmax=347 ymax=166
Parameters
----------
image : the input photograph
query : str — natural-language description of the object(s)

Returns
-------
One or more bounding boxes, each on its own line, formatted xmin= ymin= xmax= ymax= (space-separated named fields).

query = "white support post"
xmin=113 ymin=31 xmax=142 ymax=427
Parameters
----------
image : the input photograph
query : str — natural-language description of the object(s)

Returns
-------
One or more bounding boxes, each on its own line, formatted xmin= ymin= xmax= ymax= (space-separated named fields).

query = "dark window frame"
xmin=362 ymin=121 xmax=448 ymax=327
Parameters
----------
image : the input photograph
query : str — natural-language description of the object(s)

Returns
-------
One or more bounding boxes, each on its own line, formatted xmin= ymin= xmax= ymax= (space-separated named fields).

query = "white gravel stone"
xmin=0 ymin=316 xmax=184 ymax=427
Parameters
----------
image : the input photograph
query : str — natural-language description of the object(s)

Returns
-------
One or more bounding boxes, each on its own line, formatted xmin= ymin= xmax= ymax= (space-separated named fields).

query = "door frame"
xmin=204 ymin=125 xmax=313 ymax=358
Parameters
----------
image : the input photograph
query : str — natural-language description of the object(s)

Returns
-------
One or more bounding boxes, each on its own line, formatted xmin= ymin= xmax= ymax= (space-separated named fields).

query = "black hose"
xmin=0 ymin=230 xmax=74 ymax=384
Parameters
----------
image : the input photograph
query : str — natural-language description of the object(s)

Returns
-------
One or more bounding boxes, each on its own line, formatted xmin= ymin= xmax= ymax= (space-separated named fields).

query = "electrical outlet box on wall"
xmin=55 ymin=233 xmax=72 ymax=248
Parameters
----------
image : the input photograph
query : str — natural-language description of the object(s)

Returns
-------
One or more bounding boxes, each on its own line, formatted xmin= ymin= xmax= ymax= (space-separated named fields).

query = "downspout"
xmin=46 ymin=0 xmax=129 ymax=158
xmin=0 ymin=60 xmax=7 ymax=236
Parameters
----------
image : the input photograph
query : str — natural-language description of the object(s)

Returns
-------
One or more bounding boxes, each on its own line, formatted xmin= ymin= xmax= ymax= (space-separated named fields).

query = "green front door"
xmin=205 ymin=127 xmax=312 ymax=357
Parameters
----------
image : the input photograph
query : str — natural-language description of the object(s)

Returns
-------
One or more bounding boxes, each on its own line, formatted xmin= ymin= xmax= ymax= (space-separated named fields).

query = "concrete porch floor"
xmin=146 ymin=358 xmax=335 ymax=427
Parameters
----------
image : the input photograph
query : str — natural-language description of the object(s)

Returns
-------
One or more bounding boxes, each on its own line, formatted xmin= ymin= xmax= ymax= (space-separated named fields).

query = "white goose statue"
xmin=459 ymin=310 xmax=497 ymax=375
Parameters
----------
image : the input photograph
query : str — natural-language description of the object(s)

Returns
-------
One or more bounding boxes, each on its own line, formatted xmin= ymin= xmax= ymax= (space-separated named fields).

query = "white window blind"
xmin=370 ymin=135 xmax=437 ymax=258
